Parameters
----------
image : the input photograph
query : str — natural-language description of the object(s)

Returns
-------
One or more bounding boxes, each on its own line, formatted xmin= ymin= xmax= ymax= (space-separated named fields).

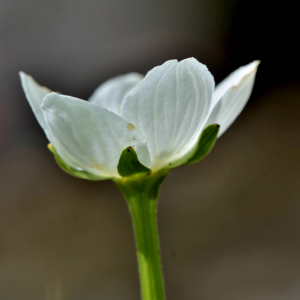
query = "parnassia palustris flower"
xmin=20 ymin=58 xmax=259 ymax=179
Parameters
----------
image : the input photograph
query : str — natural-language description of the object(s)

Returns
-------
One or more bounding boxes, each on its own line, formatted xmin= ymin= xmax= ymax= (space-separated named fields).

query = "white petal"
xmin=207 ymin=61 xmax=260 ymax=136
xmin=41 ymin=93 xmax=151 ymax=178
xmin=88 ymin=73 xmax=143 ymax=115
xmin=19 ymin=72 xmax=52 ymax=129
xmin=120 ymin=58 xmax=215 ymax=171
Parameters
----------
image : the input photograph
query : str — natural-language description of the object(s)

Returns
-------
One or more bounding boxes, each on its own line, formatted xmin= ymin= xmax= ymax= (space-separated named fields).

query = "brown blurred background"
xmin=0 ymin=0 xmax=300 ymax=299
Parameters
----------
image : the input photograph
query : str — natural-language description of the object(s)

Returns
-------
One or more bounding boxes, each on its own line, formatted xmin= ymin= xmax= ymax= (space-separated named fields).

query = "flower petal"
xmin=41 ymin=93 xmax=151 ymax=178
xmin=19 ymin=72 xmax=52 ymax=129
xmin=206 ymin=61 xmax=260 ymax=136
xmin=120 ymin=58 xmax=215 ymax=171
xmin=88 ymin=73 xmax=143 ymax=115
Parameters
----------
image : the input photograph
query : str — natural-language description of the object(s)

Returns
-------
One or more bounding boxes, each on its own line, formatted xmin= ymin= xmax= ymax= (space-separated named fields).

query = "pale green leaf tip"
xmin=47 ymin=143 xmax=55 ymax=154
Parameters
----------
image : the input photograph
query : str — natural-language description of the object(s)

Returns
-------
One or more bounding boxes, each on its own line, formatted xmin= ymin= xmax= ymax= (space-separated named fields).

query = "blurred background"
xmin=0 ymin=0 xmax=299 ymax=299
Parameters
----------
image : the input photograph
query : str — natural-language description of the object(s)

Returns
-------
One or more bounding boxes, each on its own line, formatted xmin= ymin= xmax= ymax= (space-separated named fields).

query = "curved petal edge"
xmin=207 ymin=60 xmax=260 ymax=137
xmin=19 ymin=72 xmax=52 ymax=129
xmin=88 ymin=73 xmax=143 ymax=115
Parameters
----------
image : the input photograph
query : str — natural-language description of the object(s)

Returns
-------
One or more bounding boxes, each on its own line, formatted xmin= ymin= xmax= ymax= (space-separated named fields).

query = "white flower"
xmin=20 ymin=58 xmax=259 ymax=179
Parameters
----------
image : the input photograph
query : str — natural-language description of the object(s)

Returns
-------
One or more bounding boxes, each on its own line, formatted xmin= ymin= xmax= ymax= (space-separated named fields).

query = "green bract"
xmin=186 ymin=124 xmax=220 ymax=165
xmin=117 ymin=146 xmax=151 ymax=177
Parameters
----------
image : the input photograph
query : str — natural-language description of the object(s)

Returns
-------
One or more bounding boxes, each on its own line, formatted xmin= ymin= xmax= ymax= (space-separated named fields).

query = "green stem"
xmin=114 ymin=169 xmax=169 ymax=300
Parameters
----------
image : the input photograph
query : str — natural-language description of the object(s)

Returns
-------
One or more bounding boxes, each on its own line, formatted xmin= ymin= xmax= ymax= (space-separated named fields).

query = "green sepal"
xmin=47 ymin=144 xmax=105 ymax=181
xmin=185 ymin=124 xmax=220 ymax=165
xmin=117 ymin=146 xmax=151 ymax=177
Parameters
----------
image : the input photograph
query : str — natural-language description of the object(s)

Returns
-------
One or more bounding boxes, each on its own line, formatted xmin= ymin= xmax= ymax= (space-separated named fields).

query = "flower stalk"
xmin=115 ymin=170 xmax=169 ymax=300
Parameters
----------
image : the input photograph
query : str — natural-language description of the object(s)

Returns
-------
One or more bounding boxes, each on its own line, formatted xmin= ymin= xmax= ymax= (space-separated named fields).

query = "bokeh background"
xmin=0 ymin=0 xmax=299 ymax=299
